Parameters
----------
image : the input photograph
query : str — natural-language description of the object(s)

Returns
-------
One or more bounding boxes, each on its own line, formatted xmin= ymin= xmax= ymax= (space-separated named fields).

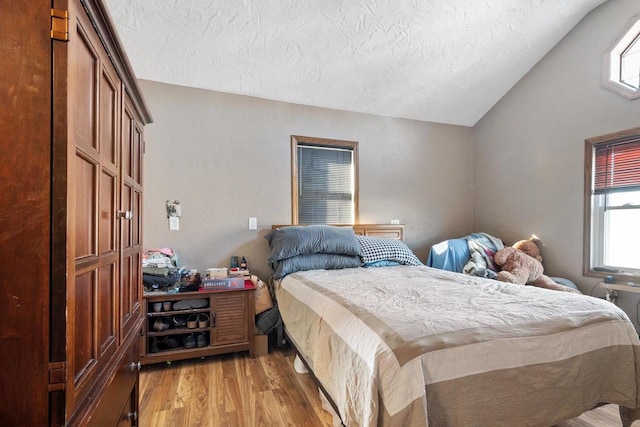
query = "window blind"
xmin=297 ymin=145 xmax=353 ymax=224
xmin=593 ymin=139 xmax=640 ymax=194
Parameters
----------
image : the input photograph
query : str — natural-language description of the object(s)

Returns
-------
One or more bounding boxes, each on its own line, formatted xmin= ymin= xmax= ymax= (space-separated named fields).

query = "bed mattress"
xmin=275 ymin=265 xmax=640 ymax=426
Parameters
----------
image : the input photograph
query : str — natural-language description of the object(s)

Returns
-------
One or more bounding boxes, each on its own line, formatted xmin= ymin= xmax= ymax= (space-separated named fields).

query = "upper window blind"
xmin=593 ymin=139 xmax=640 ymax=194
xmin=297 ymin=145 xmax=354 ymax=224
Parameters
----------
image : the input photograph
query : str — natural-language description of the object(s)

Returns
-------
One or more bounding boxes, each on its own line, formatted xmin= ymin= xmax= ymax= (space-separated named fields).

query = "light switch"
xmin=248 ymin=217 xmax=257 ymax=230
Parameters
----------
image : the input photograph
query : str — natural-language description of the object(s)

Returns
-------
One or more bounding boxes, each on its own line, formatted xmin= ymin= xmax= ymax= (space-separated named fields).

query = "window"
xmin=602 ymin=15 xmax=640 ymax=99
xmin=291 ymin=135 xmax=358 ymax=225
xmin=584 ymin=128 xmax=640 ymax=279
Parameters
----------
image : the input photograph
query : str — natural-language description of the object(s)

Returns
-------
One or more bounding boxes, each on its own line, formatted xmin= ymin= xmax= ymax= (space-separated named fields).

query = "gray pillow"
xmin=270 ymin=253 xmax=362 ymax=279
xmin=265 ymin=225 xmax=361 ymax=261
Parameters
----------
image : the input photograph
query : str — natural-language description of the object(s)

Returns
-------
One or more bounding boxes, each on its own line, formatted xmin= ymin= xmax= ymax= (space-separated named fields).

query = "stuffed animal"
xmin=494 ymin=237 xmax=581 ymax=293
xmin=512 ymin=237 xmax=544 ymax=263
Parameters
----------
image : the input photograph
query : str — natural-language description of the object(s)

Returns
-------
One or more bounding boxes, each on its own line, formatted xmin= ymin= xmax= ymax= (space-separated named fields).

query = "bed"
xmin=266 ymin=224 xmax=640 ymax=427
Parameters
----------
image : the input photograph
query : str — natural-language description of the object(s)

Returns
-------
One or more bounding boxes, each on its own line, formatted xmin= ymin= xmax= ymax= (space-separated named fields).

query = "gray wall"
xmin=473 ymin=0 xmax=640 ymax=319
xmin=141 ymin=0 xmax=640 ymax=325
xmin=140 ymin=80 xmax=473 ymax=280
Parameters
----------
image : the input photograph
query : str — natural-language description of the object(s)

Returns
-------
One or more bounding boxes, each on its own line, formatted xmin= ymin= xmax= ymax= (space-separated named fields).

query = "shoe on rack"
xmin=173 ymin=298 xmax=208 ymax=310
xmin=197 ymin=313 xmax=209 ymax=328
xmin=196 ymin=332 xmax=207 ymax=348
xmin=187 ymin=314 xmax=198 ymax=329
xmin=158 ymin=336 xmax=179 ymax=349
xmin=171 ymin=314 xmax=187 ymax=328
xmin=183 ymin=333 xmax=196 ymax=349
xmin=149 ymin=337 xmax=159 ymax=353
xmin=153 ymin=317 xmax=170 ymax=332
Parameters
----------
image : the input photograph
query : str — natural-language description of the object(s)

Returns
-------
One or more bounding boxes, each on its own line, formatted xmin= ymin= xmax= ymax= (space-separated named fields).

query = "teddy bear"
xmin=494 ymin=237 xmax=581 ymax=293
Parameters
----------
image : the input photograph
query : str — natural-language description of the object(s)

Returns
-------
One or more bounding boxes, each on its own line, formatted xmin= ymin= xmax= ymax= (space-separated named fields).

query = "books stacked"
xmin=200 ymin=276 xmax=245 ymax=291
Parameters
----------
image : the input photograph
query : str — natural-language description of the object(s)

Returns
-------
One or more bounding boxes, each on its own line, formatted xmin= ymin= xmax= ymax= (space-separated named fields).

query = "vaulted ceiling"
xmin=105 ymin=0 xmax=607 ymax=126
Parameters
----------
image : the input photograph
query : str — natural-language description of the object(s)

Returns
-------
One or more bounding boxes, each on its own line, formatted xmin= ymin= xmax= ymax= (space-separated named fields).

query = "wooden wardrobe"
xmin=0 ymin=0 xmax=152 ymax=425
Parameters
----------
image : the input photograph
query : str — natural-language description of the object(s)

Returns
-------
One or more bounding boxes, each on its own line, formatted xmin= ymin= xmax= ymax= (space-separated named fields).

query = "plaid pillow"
xmin=357 ymin=235 xmax=422 ymax=266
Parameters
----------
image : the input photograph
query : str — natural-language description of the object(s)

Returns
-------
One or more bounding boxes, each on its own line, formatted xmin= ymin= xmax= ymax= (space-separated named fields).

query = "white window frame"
xmin=584 ymin=128 xmax=640 ymax=280
xmin=602 ymin=14 xmax=640 ymax=100
xmin=291 ymin=135 xmax=359 ymax=225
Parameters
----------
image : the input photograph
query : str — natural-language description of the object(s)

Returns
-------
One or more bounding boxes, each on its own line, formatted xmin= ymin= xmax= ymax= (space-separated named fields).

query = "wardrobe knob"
xmin=117 ymin=210 xmax=134 ymax=220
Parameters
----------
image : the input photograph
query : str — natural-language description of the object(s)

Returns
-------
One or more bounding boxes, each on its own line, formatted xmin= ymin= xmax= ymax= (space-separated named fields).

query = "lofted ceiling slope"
xmin=105 ymin=0 xmax=606 ymax=127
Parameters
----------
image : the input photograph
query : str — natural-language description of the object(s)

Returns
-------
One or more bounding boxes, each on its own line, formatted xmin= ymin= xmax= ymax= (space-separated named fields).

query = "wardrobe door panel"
xmin=122 ymin=184 xmax=132 ymax=247
xmin=98 ymin=262 xmax=117 ymax=357
xmin=121 ymin=251 xmax=142 ymax=331
xmin=74 ymin=21 xmax=98 ymax=152
xmin=133 ymin=189 xmax=141 ymax=245
xmin=133 ymin=124 xmax=142 ymax=184
xmin=120 ymin=257 xmax=131 ymax=320
xmin=100 ymin=68 xmax=118 ymax=166
xmin=131 ymin=251 xmax=141 ymax=319
xmin=122 ymin=109 xmax=132 ymax=179
xmin=75 ymin=154 xmax=97 ymax=259
xmin=73 ymin=269 xmax=97 ymax=385
xmin=99 ymin=170 xmax=117 ymax=254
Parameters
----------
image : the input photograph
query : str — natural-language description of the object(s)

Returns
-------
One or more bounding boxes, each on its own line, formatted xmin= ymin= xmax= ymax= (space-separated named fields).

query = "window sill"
xmin=605 ymin=282 xmax=640 ymax=293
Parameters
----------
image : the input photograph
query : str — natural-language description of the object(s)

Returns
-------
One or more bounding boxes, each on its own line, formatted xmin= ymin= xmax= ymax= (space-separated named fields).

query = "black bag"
xmin=255 ymin=303 xmax=280 ymax=335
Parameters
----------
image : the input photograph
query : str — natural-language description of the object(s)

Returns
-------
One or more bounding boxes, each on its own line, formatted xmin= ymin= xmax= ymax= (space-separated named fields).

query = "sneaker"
xmin=183 ymin=333 xmax=196 ymax=349
xmin=196 ymin=332 xmax=207 ymax=347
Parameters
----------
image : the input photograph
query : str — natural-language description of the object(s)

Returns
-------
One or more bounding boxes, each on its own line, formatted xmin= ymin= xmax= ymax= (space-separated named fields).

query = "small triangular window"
xmin=603 ymin=15 xmax=640 ymax=99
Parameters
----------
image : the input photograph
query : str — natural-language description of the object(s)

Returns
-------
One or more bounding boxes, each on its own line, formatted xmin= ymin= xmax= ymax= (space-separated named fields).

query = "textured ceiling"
xmin=104 ymin=0 xmax=606 ymax=126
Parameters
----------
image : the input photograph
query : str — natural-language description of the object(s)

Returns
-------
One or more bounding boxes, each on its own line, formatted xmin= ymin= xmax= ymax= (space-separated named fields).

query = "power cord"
xmin=590 ymin=281 xmax=619 ymax=304
xmin=589 ymin=281 xmax=604 ymax=296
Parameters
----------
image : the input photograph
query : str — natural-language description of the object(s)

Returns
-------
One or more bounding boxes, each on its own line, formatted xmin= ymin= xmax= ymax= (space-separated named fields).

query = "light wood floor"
xmin=139 ymin=344 xmax=630 ymax=427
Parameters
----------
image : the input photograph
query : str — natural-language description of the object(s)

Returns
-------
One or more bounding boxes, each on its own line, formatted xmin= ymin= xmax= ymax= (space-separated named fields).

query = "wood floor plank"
xmin=139 ymin=343 xmax=635 ymax=427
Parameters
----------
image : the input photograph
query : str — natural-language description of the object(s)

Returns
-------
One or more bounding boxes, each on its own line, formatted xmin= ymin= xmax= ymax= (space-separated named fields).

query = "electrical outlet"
xmin=169 ymin=217 xmax=180 ymax=231
xmin=390 ymin=219 xmax=400 ymax=225
xmin=248 ymin=217 xmax=257 ymax=230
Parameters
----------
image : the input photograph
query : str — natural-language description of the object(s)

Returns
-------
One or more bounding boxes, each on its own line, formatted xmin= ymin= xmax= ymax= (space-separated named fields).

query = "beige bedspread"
xmin=275 ymin=266 xmax=640 ymax=427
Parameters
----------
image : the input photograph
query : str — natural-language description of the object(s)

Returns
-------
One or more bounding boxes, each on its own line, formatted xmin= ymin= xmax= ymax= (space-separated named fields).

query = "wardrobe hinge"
xmin=48 ymin=361 xmax=67 ymax=391
xmin=51 ymin=9 xmax=69 ymax=42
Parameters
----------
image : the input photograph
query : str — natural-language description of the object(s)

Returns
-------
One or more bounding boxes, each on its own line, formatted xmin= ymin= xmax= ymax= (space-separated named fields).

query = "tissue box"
xmin=205 ymin=268 xmax=228 ymax=279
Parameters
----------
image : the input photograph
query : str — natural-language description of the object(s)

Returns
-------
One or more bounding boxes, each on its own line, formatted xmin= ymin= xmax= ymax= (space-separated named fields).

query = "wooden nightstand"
xmin=140 ymin=285 xmax=255 ymax=365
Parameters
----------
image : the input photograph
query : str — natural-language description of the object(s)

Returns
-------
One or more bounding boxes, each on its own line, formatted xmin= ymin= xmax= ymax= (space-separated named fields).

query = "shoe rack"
xmin=141 ymin=286 xmax=256 ymax=365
